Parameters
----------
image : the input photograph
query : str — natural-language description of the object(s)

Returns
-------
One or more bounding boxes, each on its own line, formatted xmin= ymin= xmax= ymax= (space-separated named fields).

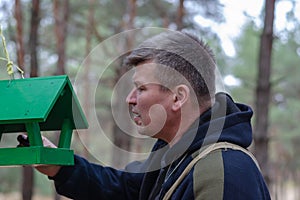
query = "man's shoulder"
xmin=191 ymin=147 xmax=269 ymax=199
xmin=191 ymin=146 xmax=259 ymax=176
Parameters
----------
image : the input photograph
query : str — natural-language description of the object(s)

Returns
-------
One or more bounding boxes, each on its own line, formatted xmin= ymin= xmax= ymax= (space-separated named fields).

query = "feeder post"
xmin=25 ymin=122 xmax=43 ymax=146
xmin=58 ymin=118 xmax=73 ymax=149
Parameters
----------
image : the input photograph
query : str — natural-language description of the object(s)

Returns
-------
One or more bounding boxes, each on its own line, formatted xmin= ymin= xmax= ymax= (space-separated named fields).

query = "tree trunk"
xmin=176 ymin=0 xmax=184 ymax=30
xmin=52 ymin=1 xmax=69 ymax=199
xmin=254 ymin=0 xmax=275 ymax=187
xmin=29 ymin=0 xmax=40 ymax=77
xmin=111 ymin=0 xmax=136 ymax=168
xmin=53 ymin=0 xmax=69 ymax=75
xmin=14 ymin=0 xmax=25 ymax=73
xmin=22 ymin=1 xmax=40 ymax=199
xmin=22 ymin=166 xmax=34 ymax=200
xmin=152 ymin=1 xmax=169 ymax=28
xmin=79 ymin=0 xmax=96 ymax=159
xmin=125 ymin=0 xmax=136 ymax=47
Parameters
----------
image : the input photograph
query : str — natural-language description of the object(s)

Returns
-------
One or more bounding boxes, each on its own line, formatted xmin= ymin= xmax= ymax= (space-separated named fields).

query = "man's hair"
xmin=125 ymin=31 xmax=216 ymax=105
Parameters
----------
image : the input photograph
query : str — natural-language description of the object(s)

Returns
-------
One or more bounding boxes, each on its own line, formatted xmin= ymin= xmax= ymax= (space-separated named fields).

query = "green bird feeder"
xmin=0 ymin=75 xmax=88 ymax=166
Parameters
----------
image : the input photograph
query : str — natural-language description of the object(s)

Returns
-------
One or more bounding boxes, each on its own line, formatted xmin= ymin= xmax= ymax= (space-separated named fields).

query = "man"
xmin=19 ymin=31 xmax=270 ymax=199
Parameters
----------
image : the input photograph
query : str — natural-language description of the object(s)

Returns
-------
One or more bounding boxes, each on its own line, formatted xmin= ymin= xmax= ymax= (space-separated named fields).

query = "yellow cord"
xmin=0 ymin=26 xmax=24 ymax=78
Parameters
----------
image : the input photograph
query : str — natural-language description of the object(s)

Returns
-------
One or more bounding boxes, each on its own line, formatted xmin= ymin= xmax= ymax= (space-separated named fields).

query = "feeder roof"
xmin=0 ymin=75 xmax=88 ymax=133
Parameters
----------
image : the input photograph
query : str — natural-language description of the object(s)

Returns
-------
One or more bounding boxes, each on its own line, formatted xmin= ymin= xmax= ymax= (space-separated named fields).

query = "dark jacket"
xmin=50 ymin=93 xmax=271 ymax=200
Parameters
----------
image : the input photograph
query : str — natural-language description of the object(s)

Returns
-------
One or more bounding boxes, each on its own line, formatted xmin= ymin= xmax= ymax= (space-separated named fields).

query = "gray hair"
xmin=125 ymin=31 xmax=216 ymax=105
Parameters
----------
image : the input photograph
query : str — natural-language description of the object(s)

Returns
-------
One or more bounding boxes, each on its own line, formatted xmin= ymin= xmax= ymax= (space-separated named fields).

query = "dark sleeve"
xmin=49 ymin=155 xmax=144 ymax=200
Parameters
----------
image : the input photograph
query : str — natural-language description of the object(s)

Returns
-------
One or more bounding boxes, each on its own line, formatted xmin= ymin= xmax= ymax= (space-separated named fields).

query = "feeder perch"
xmin=0 ymin=75 xmax=88 ymax=166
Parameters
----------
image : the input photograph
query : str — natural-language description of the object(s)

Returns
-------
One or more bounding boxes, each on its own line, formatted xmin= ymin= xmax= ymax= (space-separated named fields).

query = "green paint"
xmin=0 ymin=75 xmax=88 ymax=166
xmin=26 ymin=122 xmax=43 ymax=146
xmin=0 ymin=75 xmax=88 ymax=131
xmin=58 ymin=119 xmax=73 ymax=149
xmin=0 ymin=147 xmax=74 ymax=166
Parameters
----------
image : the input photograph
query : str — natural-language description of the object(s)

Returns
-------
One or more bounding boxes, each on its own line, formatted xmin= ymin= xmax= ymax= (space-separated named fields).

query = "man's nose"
xmin=126 ymin=88 xmax=137 ymax=104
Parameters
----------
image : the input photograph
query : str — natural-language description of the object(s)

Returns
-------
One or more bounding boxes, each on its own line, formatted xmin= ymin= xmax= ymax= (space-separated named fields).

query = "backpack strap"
xmin=162 ymin=142 xmax=260 ymax=200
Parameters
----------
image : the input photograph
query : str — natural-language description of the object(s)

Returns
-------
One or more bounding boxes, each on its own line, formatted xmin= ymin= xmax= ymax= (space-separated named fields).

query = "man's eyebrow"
xmin=133 ymin=81 xmax=155 ymax=87
xmin=133 ymin=80 xmax=142 ymax=86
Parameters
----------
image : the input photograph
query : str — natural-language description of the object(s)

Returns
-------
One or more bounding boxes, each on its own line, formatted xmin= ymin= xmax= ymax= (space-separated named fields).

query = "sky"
xmin=193 ymin=0 xmax=300 ymax=86
xmin=195 ymin=0 xmax=300 ymax=57
xmin=194 ymin=0 xmax=263 ymax=57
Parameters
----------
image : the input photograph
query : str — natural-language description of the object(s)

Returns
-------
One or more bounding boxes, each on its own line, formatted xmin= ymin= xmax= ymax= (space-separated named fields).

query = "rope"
xmin=0 ymin=26 xmax=24 ymax=78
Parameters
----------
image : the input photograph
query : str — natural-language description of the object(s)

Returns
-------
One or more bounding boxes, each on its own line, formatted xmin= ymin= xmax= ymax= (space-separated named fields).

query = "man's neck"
xmin=168 ymin=102 xmax=212 ymax=147
xmin=168 ymin=111 xmax=200 ymax=147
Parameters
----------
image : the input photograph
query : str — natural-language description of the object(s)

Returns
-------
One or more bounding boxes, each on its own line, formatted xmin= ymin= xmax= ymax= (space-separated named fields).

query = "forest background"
xmin=0 ymin=0 xmax=299 ymax=200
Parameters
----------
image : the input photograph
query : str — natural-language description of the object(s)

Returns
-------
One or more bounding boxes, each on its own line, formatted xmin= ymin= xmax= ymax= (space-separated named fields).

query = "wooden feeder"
xmin=0 ymin=75 xmax=88 ymax=166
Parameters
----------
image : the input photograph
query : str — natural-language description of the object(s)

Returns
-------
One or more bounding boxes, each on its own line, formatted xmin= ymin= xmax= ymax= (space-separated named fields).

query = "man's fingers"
xmin=17 ymin=135 xmax=57 ymax=148
xmin=41 ymin=136 xmax=57 ymax=148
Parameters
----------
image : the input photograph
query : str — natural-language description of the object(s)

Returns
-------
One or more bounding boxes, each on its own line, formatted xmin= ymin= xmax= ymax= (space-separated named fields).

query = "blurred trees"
xmin=0 ymin=0 xmax=299 ymax=199
xmin=28 ymin=0 xmax=40 ymax=77
xmin=53 ymin=0 xmax=69 ymax=75
xmin=227 ymin=1 xmax=300 ymax=198
xmin=0 ymin=1 xmax=225 ymax=199
xmin=24 ymin=0 xmax=40 ymax=199
xmin=14 ymin=0 xmax=24 ymax=72
xmin=254 ymin=0 xmax=275 ymax=186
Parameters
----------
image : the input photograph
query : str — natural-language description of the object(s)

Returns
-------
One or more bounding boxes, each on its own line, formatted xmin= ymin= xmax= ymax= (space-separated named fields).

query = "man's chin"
xmin=136 ymin=126 xmax=159 ymax=138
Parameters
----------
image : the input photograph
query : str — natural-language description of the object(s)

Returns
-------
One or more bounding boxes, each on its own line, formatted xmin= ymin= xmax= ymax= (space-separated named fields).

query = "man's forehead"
xmin=132 ymin=63 xmax=160 ymax=84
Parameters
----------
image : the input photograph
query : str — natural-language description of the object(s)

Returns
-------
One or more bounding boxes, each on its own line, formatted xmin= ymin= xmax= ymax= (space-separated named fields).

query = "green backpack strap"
xmin=162 ymin=142 xmax=260 ymax=200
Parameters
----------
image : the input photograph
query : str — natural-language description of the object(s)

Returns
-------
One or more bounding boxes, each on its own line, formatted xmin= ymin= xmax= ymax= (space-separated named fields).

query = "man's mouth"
xmin=132 ymin=112 xmax=142 ymax=125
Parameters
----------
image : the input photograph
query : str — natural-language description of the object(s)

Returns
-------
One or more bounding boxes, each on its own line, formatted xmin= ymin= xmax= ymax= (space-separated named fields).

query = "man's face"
xmin=126 ymin=63 xmax=175 ymax=138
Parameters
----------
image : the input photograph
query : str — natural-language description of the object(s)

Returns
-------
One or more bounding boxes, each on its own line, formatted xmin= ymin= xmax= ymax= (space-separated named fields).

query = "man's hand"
xmin=17 ymin=134 xmax=62 ymax=177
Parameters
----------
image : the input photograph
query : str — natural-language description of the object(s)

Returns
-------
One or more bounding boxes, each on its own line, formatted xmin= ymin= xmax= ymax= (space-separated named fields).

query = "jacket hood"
xmin=189 ymin=92 xmax=253 ymax=152
xmin=160 ymin=92 xmax=253 ymax=166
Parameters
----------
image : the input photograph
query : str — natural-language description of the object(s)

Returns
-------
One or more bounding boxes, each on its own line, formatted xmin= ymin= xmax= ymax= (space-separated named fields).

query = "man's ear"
xmin=172 ymin=84 xmax=190 ymax=111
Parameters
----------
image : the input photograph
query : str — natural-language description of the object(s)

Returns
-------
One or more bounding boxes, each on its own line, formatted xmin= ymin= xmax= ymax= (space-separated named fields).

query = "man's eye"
xmin=137 ymin=86 xmax=145 ymax=92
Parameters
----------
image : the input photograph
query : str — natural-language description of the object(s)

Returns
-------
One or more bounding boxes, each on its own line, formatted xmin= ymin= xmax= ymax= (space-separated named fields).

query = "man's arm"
xmin=50 ymin=155 xmax=144 ymax=200
xmin=17 ymin=134 xmax=144 ymax=200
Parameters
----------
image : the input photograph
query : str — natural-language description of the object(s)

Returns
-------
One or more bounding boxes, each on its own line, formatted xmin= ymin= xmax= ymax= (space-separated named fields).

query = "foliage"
xmin=0 ymin=0 xmax=228 ymax=194
xmin=225 ymin=21 xmax=260 ymax=106
xmin=2 ymin=0 xmax=300 ymax=198
xmin=229 ymin=16 xmax=300 ymax=192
